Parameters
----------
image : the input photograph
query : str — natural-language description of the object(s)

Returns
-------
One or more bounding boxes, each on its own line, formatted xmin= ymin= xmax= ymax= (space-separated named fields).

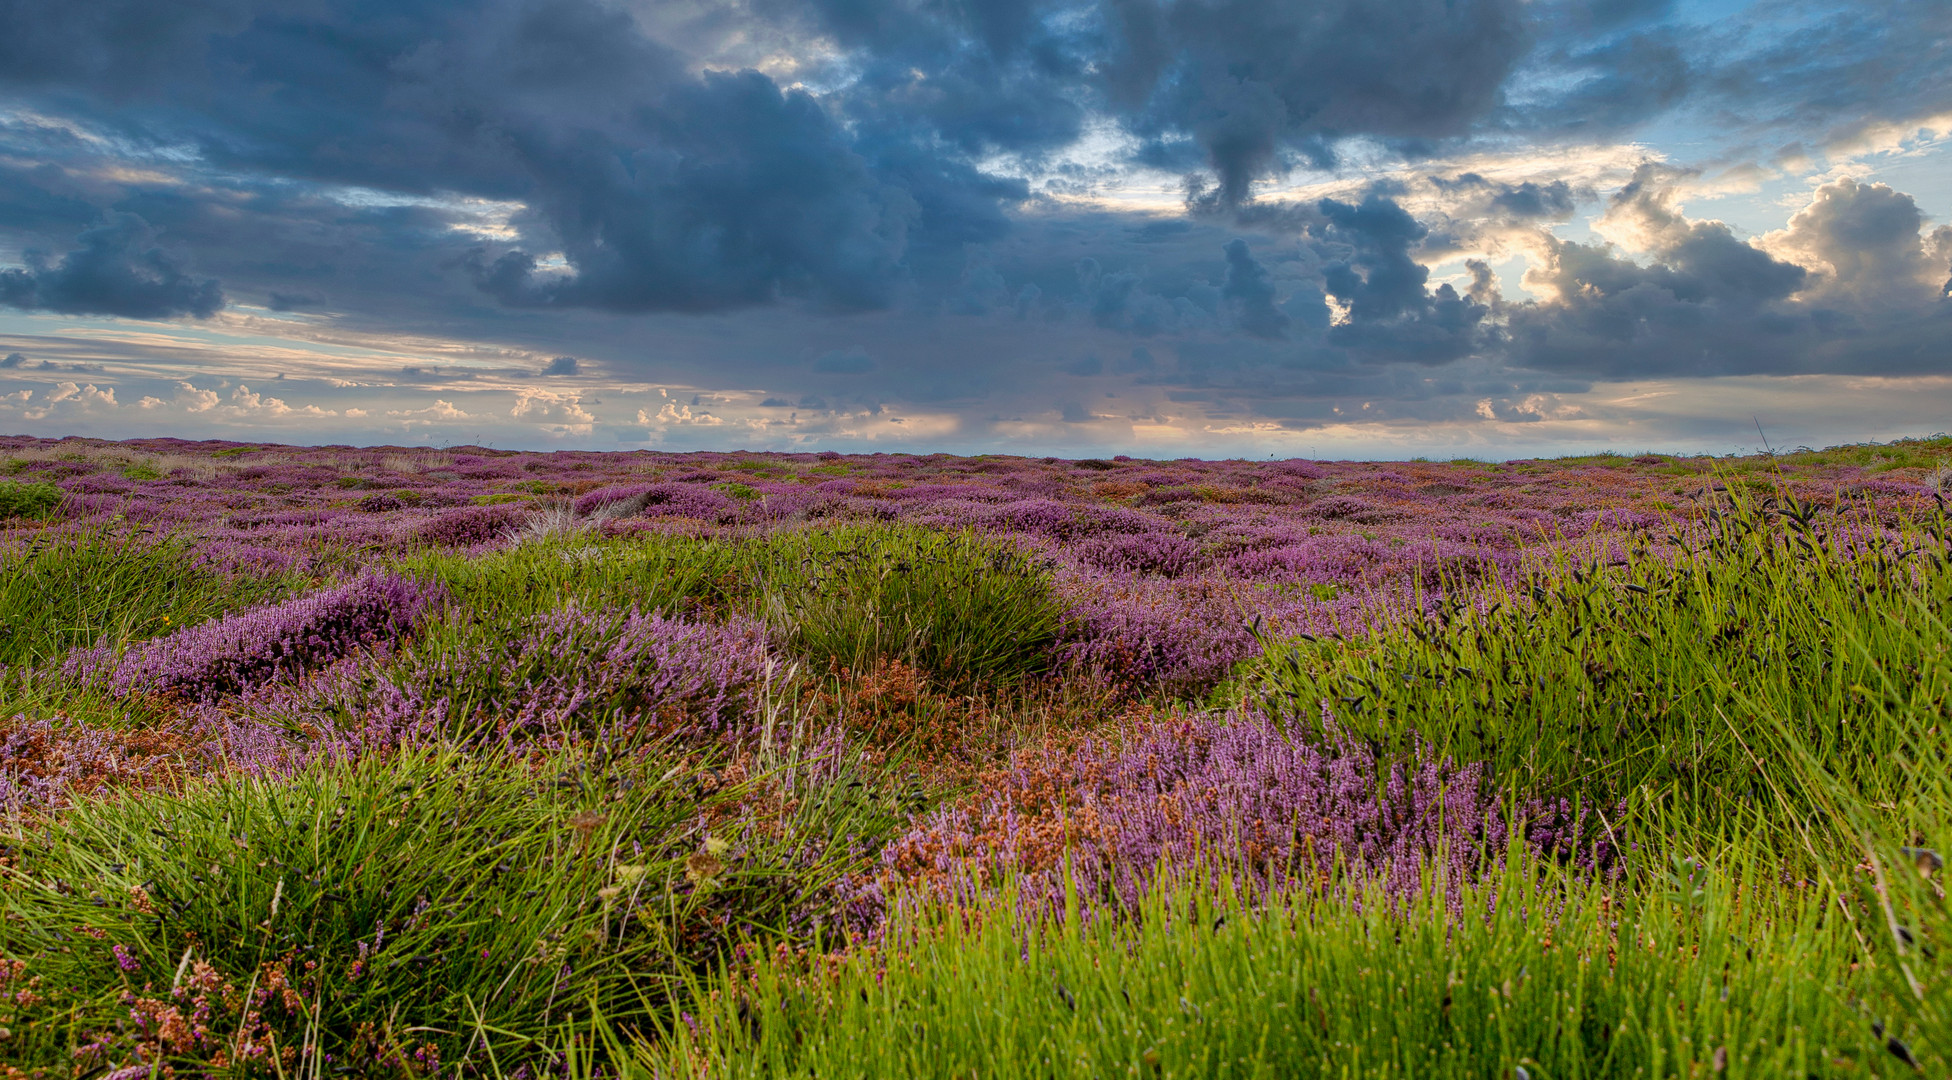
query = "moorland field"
xmin=2 ymin=433 xmax=1950 ymax=1078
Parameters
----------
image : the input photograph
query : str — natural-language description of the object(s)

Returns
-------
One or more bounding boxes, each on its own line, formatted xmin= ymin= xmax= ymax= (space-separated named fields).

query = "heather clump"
xmin=1056 ymin=572 xmax=1259 ymax=694
xmin=864 ymin=708 xmax=1615 ymax=927
xmin=0 ymin=713 xmax=194 ymax=813
xmin=79 ymin=572 xmax=445 ymax=704
xmin=376 ymin=604 xmax=771 ymax=739
xmin=1070 ymin=530 xmax=1206 ymax=576
xmin=408 ymin=502 xmax=525 ymax=546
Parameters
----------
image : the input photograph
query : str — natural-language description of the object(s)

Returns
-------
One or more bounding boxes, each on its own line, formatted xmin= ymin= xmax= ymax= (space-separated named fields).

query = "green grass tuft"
xmin=759 ymin=526 xmax=1065 ymax=693
xmin=0 ymin=532 xmax=303 ymax=668
xmin=397 ymin=534 xmax=751 ymax=624
xmin=640 ymin=853 xmax=1894 ymax=1079
xmin=1236 ymin=495 xmax=1952 ymax=844
xmin=0 ymin=741 xmax=906 ymax=1073
xmin=0 ymin=478 xmax=64 ymax=521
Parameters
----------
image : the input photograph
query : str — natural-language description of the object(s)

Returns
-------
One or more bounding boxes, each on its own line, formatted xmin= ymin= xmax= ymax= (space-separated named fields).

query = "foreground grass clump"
xmin=0 ymin=741 xmax=903 ymax=1074
xmin=1240 ymin=494 xmax=1952 ymax=839
xmin=640 ymin=858 xmax=1889 ymax=1079
xmin=0 ymin=533 xmax=302 ymax=668
xmin=760 ymin=526 xmax=1066 ymax=694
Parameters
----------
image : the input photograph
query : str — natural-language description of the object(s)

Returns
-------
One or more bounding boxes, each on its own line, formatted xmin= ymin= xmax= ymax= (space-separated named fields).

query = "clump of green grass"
xmin=636 ymin=852 xmax=1896 ymax=1079
xmin=394 ymin=523 xmax=1064 ymax=704
xmin=1237 ymin=494 xmax=1952 ymax=842
xmin=0 ymin=741 xmax=905 ymax=1074
xmin=0 ymin=532 xmax=303 ymax=668
xmin=397 ymin=534 xmax=751 ymax=623
xmin=1728 ymin=580 xmax=1952 ymax=1064
xmin=759 ymin=526 xmax=1065 ymax=694
xmin=0 ymin=478 xmax=63 ymax=521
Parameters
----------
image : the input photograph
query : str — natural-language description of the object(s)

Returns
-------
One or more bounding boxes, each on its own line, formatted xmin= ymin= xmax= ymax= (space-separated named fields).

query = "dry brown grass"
xmin=0 ymin=443 xmax=237 ymax=481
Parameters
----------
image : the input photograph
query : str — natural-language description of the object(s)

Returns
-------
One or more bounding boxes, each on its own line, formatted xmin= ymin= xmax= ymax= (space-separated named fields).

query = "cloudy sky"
xmin=1 ymin=0 xmax=1948 ymax=457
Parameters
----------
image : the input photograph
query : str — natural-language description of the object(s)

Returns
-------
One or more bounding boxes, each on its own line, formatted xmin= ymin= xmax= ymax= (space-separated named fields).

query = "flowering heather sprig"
xmin=218 ymin=605 xmax=773 ymax=759
xmin=1056 ymin=573 xmax=1259 ymax=692
xmin=410 ymin=504 xmax=524 ymax=547
xmin=860 ymin=707 xmax=1618 ymax=930
xmin=1071 ymin=532 xmax=1207 ymax=577
xmin=457 ymin=605 xmax=772 ymax=737
xmin=90 ymin=573 xmax=445 ymax=703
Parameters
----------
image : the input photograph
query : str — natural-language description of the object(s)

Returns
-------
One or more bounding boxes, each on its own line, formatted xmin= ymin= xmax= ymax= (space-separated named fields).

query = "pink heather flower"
xmin=113 ymin=944 xmax=139 ymax=973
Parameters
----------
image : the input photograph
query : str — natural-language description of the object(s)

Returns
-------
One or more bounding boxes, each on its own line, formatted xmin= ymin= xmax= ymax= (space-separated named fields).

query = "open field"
xmin=2 ymin=434 xmax=1950 ymax=1078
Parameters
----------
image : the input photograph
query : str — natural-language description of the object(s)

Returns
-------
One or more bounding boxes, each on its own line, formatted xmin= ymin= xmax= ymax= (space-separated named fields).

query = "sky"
xmin=0 ymin=0 xmax=1948 ymax=458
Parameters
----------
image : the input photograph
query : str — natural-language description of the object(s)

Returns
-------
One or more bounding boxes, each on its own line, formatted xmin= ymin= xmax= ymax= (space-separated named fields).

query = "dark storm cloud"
xmin=1104 ymin=0 xmax=1531 ymax=203
xmin=1506 ymin=0 xmax=1952 ymax=149
xmin=2 ymin=0 xmax=1936 ymax=328
xmin=0 ymin=213 xmax=224 ymax=318
xmin=0 ymin=0 xmax=1948 ymax=452
xmin=0 ymin=0 xmax=261 ymax=96
xmin=1314 ymin=196 xmax=1434 ymax=324
xmin=1511 ymin=26 xmax=1693 ymax=135
xmin=1026 ymin=172 xmax=1945 ymax=397
xmin=771 ymin=0 xmax=1539 ymax=205
xmin=0 ymin=0 xmax=1014 ymax=316
xmin=0 ymin=0 xmax=1568 ymax=322
xmin=0 ymin=352 xmax=23 ymax=368
xmin=266 ymin=292 xmax=321 ymax=311
xmin=475 ymin=71 xmax=921 ymax=313
xmin=812 ymin=347 xmax=877 ymax=373
xmin=1696 ymin=1 xmax=1952 ymax=147
xmin=1220 ymin=239 xmax=1287 ymax=339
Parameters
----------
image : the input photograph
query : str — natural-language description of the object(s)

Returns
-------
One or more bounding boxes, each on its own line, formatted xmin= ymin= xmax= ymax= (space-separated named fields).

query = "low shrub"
xmin=0 ymin=478 xmax=63 ymax=520
xmin=87 ymin=573 xmax=445 ymax=703
xmin=864 ymin=708 xmax=1615 ymax=927
xmin=410 ymin=503 xmax=525 ymax=547
xmin=278 ymin=604 xmax=772 ymax=742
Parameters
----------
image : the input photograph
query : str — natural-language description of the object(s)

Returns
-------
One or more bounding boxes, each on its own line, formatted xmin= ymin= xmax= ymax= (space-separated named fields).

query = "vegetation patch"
xmin=0 ymin=478 xmax=62 ymax=521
